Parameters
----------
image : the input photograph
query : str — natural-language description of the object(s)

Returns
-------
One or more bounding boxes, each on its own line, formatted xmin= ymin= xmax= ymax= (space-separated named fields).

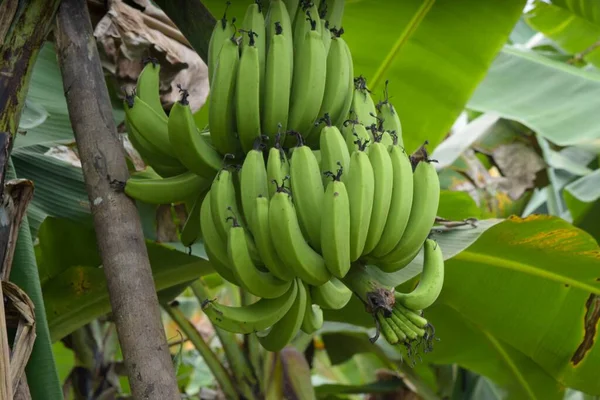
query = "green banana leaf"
xmin=564 ymin=169 xmax=600 ymax=241
xmin=200 ymin=0 xmax=526 ymax=154
xmin=324 ymin=215 xmax=600 ymax=398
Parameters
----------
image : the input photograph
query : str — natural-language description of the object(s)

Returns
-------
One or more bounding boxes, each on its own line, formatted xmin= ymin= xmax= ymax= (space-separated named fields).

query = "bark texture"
xmin=54 ymin=1 xmax=180 ymax=398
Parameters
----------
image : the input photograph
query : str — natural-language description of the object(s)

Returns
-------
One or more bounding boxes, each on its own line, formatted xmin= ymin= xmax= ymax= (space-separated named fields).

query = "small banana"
xmin=227 ymin=216 xmax=292 ymax=299
xmin=262 ymin=24 xmax=292 ymax=141
xmin=199 ymin=194 xmax=239 ymax=285
xmin=124 ymin=95 xmax=176 ymax=158
xmin=376 ymin=314 xmax=399 ymax=344
xmin=321 ymin=164 xmax=351 ymax=278
xmin=376 ymin=80 xmax=403 ymax=146
xmin=136 ymin=59 xmax=166 ymax=119
xmin=168 ymin=88 xmax=222 ymax=179
xmin=389 ymin=311 xmax=422 ymax=340
xmin=318 ymin=115 xmax=350 ymax=185
xmin=209 ymin=168 xmax=241 ymax=241
xmin=310 ymin=277 xmax=352 ymax=310
xmin=380 ymin=314 xmax=407 ymax=343
xmin=251 ymin=196 xmax=296 ymax=281
xmin=266 ymin=132 xmax=290 ymax=199
xmin=269 ymin=184 xmax=331 ymax=286
xmin=209 ymin=36 xmax=242 ymax=157
xmin=394 ymin=238 xmax=444 ymax=310
xmin=323 ymin=0 xmax=344 ymax=29
xmin=341 ymin=120 xmax=370 ymax=155
xmin=240 ymin=137 xmax=269 ymax=231
xmin=349 ymin=75 xmax=377 ymax=127
xmin=180 ymin=190 xmax=206 ymax=247
xmin=293 ymin=2 xmax=321 ymax=53
xmin=124 ymin=171 xmax=210 ymax=204
xmin=256 ymin=279 xmax=307 ymax=351
xmin=202 ymin=280 xmax=298 ymax=334
xmin=265 ymin=0 xmax=294 ymax=82
xmin=393 ymin=303 xmax=429 ymax=329
xmin=376 ymin=150 xmax=440 ymax=271
xmin=362 ymin=134 xmax=394 ymax=255
xmin=241 ymin=1 xmax=266 ymax=96
xmin=332 ymin=35 xmax=354 ymax=128
xmin=208 ymin=2 xmax=236 ymax=83
xmin=370 ymin=141 xmax=413 ymax=258
xmin=287 ymin=17 xmax=327 ymax=136
xmin=236 ymin=30 xmax=262 ymax=154
xmin=301 ymin=283 xmax=324 ymax=334
xmin=346 ymin=139 xmax=375 ymax=261
xmin=289 ymin=131 xmax=324 ymax=251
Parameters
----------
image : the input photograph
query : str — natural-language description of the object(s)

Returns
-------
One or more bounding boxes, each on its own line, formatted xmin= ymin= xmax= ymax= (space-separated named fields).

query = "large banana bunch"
xmin=121 ymin=0 xmax=444 ymax=356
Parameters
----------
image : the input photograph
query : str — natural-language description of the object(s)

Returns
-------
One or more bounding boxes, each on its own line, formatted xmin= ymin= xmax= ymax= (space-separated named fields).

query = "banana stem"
xmin=341 ymin=263 xmax=396 ymax=316
xmin=190 ymin=281 xmax=259 ymax=400
xmin=163 ymin=304 xmax=240 ymax=400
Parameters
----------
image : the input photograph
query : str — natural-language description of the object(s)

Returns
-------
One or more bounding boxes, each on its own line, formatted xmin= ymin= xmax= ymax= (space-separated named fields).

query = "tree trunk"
xmin=54 ymin=1 xmax=180 ymax=398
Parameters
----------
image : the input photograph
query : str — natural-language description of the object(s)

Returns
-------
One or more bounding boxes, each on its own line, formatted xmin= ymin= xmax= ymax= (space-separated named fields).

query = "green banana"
xmin=240 ymin=137 xmax=269 ymax=231
xmin=283 ymin=0 xmax=300 ymax=22
xmin=313 ymin=149 xmax=322 ymax=168
xmin=376 ymin=155 xmax=440 ymax=271
xmin=323 ymin=0 xmax=344 ymax=29
xmin=167 ymin=88 xmax=222 ymax=179
xmin=287 ymin=18 xmax=327 ymax=136
xmin=321 ymin=164 xmax=351 ymax=278
xmin=266 ymin=132 xmax=290 ymax=198
xmin=124 ymin=171 xmax=210 ymax=204
xmin=236 ymin=30 xmax=262 ymax=154
xmin=376 ymin=80 xmax=403 ymax=146
xmin=318 ymin=117 xmax=350 ymax=185
xmin=199 ymin=194 xmax=239 ymax=285
xmin=382 ymin=315 xmax=407 ymax=343
xmin=208 ymin=2 xmax=236 ymax=83
xmin=341 ymin=120 xmax=370 ymax=155
xmin=362 ymin=137 xmax=394 ymax=255
xmin=321 ymin=20 xmax=331 ymax=54
xmin=202 ymin=280 xmax=298 ymax=334
xmin=389 ymin=311 xmax=422 ymax=340
xmin=369 ymin=143 xmax=413 ymax=258
xmin=293 ymin=2 xmax=321 ymax=53
xmin=209 ymin=168 xmax=241 ymax=241
xmin=301 ymin=284 xmax=324 ymax=334
xmin=346 ymin=140 xmax=375 ymax=261
xmin=376 ymin=314 xmax=399 ymax=344
xmin=393 ymin=304 xmax=429 ymax=329
xmin=265 ymin=0 xmax=294 ymax=82
xmin=180 ymin=190 xmax=206 ymax=247
xmin=209 ymin=36 xmax=242 ymax=157
xmin=394 ymin=238 xmax=444 ymax=310
xmin=262 ymin=24 xmax=292 ymax=141
xmin=129 ymin=166 xmax=162 ymax=180
xmin=241 ymin=1 xmax=266 ymax=96
xmin=136 ymin=58 xmax=166 ymax=119
xmin=251 ymin=196 xmax=296 ymax=281
xmin=256 ymin=279 xmax=307 ymax=351
xmin=349 ymin=75 xmax=377 ymax=127
xmin=289 ymin=132 xmax=324 ymax=251
xmin=310 ymin=277 xmax=352 ymax=310
xmin=332 ymin=35 xmax=355 ymax=128
xmin=227 ymin=217 xmax=292 ymax=299
xmin=269 ymin=186 xmax=331 ymax=286
xmin=124 ymin=95 xmax=176 ymax=158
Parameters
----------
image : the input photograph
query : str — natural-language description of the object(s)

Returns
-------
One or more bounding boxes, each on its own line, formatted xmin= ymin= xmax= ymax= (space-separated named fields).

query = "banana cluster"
xmin=121 ymin=0 xmax=444 ymax=354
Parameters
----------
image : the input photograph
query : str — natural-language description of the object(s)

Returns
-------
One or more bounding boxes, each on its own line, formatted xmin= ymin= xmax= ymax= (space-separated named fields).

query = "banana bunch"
xmin=120 ymin=0 xmax=445 ymax=354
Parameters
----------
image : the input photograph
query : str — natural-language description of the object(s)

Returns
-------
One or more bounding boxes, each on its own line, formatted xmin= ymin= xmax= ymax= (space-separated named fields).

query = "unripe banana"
xmin=236 ymin=30 xmax=262 ymax=154
xmin=376 ymin=80 xmax=403 ymax=146
xmin=251 ymin=196 xmax=296 ymax=281
xmin=320 ymin=20 xmax=331 ymax=54
xmin=323 ymin=0 xmax=344 ymax=29
xmin=265 ymin=0 xmax=294 ymax=82
xmin=318 ymin=117 xmax=350 ymax=185
xmin=346 ymin=141 xmax=375 ymax=261
xmin=241 ymin=1 xmax=266 ymax=95
xmin=209 ymin=36 xmax=242 ymax=157
xmin=301 ymin=283 xmax=324 ymax=334
xmin=202 ymin=280 xmax=298 ymax=334
xmin=168 ymin=89 xmax=222 ymax=179
xmin=124 ymin=171 xmax=210 ymax=205
xmin=227 ymin=217 xmax=292 ymax=299
xmin=266 ymin=133 xmax=290 ymax=198
xmin=240 ymin=137 xmax=269 ymax=231
xmin=293 ymin=2 xmax=321 ymax=53
xmin=289 ymin=132 xmax=324 ymax=251
xmin=388 ymin=312 xmax=418 ymax=340
xmin=287 ymin=20 xmax=327 ymax=136
xmin=332 ymin=36 xmax=355 ymax=128
xmin=180 ymin=190 xmax=206 ymax=247
xmin=136 ymin=59 xmax=166 ymax=119
xmin=341 ymin=121 xmax=370 ymax=155
xmin=376 ymin=153 xmax=440 ymax=271
xmin=283 ymin=0 xmax=300 ymax=21
xmin=362 ymin=137 xmax=394 ymax=255
xmin=129 ymin=166 xmax=162 ymax=181
xmin=208 ymin=3 xmax=236 ymax=83
xmin=395 ymin=239 xmax=444 ymax=310
xmin=349 ymin=76 xmax=377 ymax=127
xmin=382 ymin=315 xmax=407 ymax=343
xmin=376 ymin=314 xmax=399 ymax=344
xmin=321 ymin=165 xmax=351 ymax=278
xmin=256 ymin=279 xmax=307 ymax=351
xmin=269 ymin=187 xmax=331 ymax=286
xmin=210 ymin=168 xmax=241 ymax=241
xmin=124 ymin=95 xmax=176 ymax=158
xmin=310 ymin=277 xmax=352 ymax=310
xmin=393 ymin=304 xmax=429 ymax=329
xmin=199 ymin=194 xmax=239 ymax=285
xmin=370 ymin=143 xmax=414 ymax=258
xmin=262 ymin=25 xmax=292 ymax=140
